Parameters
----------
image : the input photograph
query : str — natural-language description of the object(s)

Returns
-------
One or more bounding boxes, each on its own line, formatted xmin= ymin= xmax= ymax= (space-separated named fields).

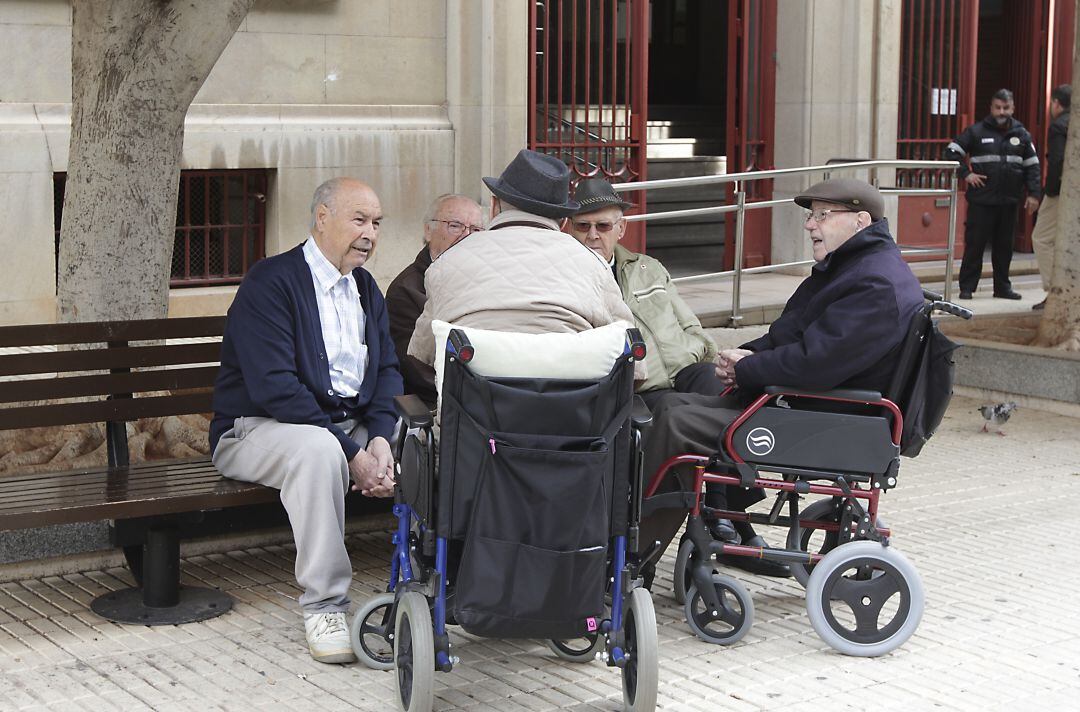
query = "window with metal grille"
xmin=54 ymin=169 xmax=268 ymax=288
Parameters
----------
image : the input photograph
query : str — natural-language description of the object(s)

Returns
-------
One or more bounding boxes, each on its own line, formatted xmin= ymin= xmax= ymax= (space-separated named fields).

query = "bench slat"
xmin=0 ymin=366 xmax=220 ymax=404
xmin=0 ymin=342 xmax=221 ymax=377
xmin=0 ymin=317 xmax=227 ymax=348
xmin=0 ymin=393 xmax=213 ymax=430
xmin=0 ymin=463 xmax=239 ymax=502
xmin=0 ymin=483 xmax=278 ymax=530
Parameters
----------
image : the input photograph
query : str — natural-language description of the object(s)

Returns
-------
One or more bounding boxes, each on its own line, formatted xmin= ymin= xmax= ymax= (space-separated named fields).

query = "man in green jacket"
xmin=567 ymin=179 xmax=785 ymax=576
xmin=568 ymin=179 xmax=720 ymax=407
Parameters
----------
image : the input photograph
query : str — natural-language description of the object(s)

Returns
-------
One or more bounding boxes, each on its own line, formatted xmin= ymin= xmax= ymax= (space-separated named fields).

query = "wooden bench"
xmin=0 ymin=316 xmax=278 ymax=624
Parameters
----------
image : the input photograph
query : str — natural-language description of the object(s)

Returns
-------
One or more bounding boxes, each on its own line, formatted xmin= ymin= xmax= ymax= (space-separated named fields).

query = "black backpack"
xmin=895 ymin=317 xmax=960 ymax=457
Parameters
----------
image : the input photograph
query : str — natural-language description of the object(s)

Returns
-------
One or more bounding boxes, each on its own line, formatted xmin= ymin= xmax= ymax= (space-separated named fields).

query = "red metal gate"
xmin=896 ymin=0 xmax=978 ymax=260
xmin=723 ymin=0 xmax=777 ymax=269
xmin=528 ymin=0 xmax=649 ymax=251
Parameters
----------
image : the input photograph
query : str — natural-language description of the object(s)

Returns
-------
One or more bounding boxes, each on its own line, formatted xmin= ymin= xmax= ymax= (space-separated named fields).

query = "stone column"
xmin=447 ymin=0 xmax=529 ymax=208
xmin=771 ymin=0 xmax=902 ymax=269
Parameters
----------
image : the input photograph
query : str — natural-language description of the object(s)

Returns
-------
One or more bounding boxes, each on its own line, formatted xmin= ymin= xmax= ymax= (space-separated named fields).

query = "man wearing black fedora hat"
xmin=638 ymin=177 xmax=923 ymax=582
xmin=407 ymin=150 xmax=635 ymax=366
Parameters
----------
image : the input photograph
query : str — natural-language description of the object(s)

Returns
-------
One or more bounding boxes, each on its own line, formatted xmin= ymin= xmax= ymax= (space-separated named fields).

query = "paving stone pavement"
xmin=1 ymin=395 xmax=1078 ymax=711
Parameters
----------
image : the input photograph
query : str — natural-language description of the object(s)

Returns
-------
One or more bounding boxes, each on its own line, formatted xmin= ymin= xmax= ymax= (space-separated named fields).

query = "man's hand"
xmin=1025 ymin=196 xmax=1040 ymax=214
xmin=714 ymin=348 xmax=753 ymax=387
xmin=349 ymin=437 xmax=396 ymax=497
xmin=965 ymin=173 xmax=986 ymax=188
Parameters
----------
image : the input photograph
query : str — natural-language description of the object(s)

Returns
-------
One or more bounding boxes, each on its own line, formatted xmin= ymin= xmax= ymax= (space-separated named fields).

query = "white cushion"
xmin=431 ymin=320 xmax=627 ymax=399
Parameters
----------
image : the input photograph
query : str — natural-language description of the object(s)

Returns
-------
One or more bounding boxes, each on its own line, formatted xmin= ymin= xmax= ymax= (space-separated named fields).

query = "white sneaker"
xmin=304 ymin=611 xmax=356 ymax=664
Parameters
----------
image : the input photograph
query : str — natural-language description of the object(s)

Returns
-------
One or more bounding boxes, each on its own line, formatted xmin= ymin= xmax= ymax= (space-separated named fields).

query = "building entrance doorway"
xmin=645 ymin=0 xmax=776 ymax=275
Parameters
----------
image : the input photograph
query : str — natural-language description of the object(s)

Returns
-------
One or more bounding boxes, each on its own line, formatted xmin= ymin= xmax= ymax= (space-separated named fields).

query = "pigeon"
xmin=979 ymin=402 xmax=1017 ymax=435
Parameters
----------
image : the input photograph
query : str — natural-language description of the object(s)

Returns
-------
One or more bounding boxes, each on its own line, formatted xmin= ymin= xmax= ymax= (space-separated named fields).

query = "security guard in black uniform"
xmin=945 ymin=88 xmax=1041 ymax=300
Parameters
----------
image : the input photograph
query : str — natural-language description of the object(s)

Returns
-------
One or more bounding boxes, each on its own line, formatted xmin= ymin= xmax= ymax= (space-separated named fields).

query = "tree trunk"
xmin=1033 ymin=0 xmax=1080 ymax=350
xmin=56 ymin=0 xmax=253 ymax=323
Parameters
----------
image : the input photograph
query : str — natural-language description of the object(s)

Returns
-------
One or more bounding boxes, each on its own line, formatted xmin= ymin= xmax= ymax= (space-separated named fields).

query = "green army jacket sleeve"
xmin=614 ymin=245 xmax=716 ymax=391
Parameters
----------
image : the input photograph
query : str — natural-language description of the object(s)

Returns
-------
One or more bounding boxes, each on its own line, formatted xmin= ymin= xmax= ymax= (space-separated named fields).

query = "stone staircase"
xmin=643 ymin=106 xmax=728 ymax=276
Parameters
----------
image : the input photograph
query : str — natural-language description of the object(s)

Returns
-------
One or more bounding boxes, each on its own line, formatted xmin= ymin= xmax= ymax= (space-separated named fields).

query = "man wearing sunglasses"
xmin=637 ymin=178 xmax=923 ymax=585
xmin=386 ymin=194 xmax=483 ymax=408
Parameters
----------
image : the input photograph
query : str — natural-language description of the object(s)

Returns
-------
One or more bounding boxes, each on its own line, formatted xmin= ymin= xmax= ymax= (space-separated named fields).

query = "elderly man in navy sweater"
xmin=211 ymin=177 xmax=403 ymax=664
xmin=639 ymin=178 xmax=924 ymax=581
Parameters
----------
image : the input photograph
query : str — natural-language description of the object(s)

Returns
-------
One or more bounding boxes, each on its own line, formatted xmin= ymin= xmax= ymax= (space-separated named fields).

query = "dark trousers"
xmin=959 ymin=201 xmax=1018 ymax=295
xmin=637 ymin=390 xmax=766 ymax=560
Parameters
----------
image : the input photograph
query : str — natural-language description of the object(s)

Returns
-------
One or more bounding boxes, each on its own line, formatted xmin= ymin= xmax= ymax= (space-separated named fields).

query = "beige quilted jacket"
xmin=407 ymin=210 xmax=639 ymax=374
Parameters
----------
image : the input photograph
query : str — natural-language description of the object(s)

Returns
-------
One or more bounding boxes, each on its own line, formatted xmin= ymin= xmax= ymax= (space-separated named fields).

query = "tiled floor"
xmin=2 ymin=395 xmax=1079 ymax=710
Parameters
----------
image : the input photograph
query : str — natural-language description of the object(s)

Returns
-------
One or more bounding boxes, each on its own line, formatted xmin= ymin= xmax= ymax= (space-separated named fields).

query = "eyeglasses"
xmin=804 ymin=208 xmax=853 ymax=223
xmin=430 ymin=219 xmax=482 ymax=238
xmin=571 ymin=220 xmax=620 ymax=233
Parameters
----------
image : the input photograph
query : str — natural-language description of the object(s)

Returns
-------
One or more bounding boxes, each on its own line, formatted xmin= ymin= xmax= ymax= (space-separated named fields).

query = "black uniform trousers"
xmin=959 ymin=201 xmax=1019 ymax=295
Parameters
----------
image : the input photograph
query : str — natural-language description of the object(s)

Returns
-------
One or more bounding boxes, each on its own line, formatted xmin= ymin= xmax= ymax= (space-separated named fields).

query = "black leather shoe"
xmin=994 ymin=290 xmax=1022 ymax=300
xmin=718 ymin=535 xmax=791 ymax=578
xmin=959 ymin=291 xmax=973 ymax=300
xmin=706 ymin=518 xmax=740 ymax=544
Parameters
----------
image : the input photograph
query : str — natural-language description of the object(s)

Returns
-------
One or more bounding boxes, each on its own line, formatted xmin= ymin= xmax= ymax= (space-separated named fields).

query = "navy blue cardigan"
xmin=735 ymin=220 xmax=924 ymax=395
xmin=210 ymin=244 xmax=403 ymax=460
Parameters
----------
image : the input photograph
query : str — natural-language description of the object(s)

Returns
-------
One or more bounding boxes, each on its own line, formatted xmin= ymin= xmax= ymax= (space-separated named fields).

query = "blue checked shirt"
xmin=303 ymin=238 xmax=367 ymax=397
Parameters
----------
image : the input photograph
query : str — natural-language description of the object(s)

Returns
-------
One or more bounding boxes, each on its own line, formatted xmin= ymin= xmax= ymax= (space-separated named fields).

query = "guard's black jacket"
xmin=1044 ymin=111 xmax=1069 ymax=197
xmin=734 ymin=220 xmax=924 ymax=394
xmin=945 ymin=115 xmax=1041 ymax=205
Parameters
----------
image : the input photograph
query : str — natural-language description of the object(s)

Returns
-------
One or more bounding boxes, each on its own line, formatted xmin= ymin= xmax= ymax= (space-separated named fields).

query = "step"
xmin=644 ymin=221 xmax=725 ymax=248
xmin=646 ymin=155 xmax=727 ymax=179
xmin=648 ymin=245 xmax=726 ymax=277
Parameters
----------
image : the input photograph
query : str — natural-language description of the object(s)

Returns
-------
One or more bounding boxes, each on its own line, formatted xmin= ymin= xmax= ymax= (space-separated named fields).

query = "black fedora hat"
xmin=483 ymin=149 xmax=581 ymax=219
xmin=572 ymin=178 xmax=635 ymax=214
xmin=794 ymin=178 xmax=884 ymax=221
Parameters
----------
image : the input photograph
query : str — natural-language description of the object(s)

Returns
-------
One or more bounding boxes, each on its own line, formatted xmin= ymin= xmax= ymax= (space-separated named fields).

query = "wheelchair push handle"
xmin=448 ymin=328 xmax=475 ymax=362
xmin=921 ymin=289 xmax=973 ymax=320
xmin=625 ymin=328 xmax=647 ymax=360
xmin=932 ymin=301 xmax=973 ymax=320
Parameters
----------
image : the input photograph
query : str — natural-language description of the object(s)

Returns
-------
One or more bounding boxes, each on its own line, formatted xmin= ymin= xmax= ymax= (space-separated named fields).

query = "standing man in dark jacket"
xmin=385 ymin=194 xmax=482 ymax=407
xmin=638 ymin=179 xmax=924 ymax=579
xmin=1031 ymin=84 xmax=1071 ymax=310
xmin=945 ymin=88 xmax=1041 ymax=300
xmin=211 ymin=177 xmax=403 ymax=665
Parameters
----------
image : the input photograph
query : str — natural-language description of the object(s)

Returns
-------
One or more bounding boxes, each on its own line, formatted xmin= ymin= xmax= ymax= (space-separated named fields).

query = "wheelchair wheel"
xmin=684 ymin=573 xmax=754 ymax=645
xmin=394 ymin=592 xmax=434 ymax=712
xmin=787 ymin=499 xmax=887 ymax=588
xmin=622 ymin=587 xmax=658 ymax=712
xmin=805 ymin=540 xmax=924 ymax=657
xmin=351 ymin=592 xmax=395 ymax=670
xmin=547 ymin=633 xmax=603 ymax=662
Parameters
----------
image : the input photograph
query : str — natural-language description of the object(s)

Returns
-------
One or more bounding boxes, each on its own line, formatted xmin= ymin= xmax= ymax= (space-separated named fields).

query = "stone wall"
xmin=0 ymin=0 xmax=529 ymax=326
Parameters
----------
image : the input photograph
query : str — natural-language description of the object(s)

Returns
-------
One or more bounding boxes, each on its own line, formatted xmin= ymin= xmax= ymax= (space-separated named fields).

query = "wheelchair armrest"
xmin=763 ymin=385 xmax=884 ymax=403
xmin=394 ymin=394 xmax=434 ymax=428
xmin=631 ymin=395 xmax=652 ymax=429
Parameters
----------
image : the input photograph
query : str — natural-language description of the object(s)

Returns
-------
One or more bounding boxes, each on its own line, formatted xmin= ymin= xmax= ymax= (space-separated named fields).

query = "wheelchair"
xmin=352 ymin=323 xmax=659 ymax=712
xmin=645 ymin=290 xmax=972 ymax=657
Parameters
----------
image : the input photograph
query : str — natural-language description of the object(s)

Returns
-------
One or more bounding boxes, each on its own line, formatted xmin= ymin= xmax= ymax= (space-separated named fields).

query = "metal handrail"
xmin=612 ymin=158 xmax=961 ymax=324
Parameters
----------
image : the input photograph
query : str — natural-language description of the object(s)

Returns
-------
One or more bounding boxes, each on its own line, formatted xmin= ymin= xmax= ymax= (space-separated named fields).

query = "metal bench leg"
xmin=90 ymin=526 xmax=233 ymax=625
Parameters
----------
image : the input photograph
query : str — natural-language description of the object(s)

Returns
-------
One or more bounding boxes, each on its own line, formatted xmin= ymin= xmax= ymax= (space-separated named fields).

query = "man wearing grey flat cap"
xmin=637 ymin=177 xmax=923 ymax=583
xmin=407 ymin=149 xmax=635 ymax=366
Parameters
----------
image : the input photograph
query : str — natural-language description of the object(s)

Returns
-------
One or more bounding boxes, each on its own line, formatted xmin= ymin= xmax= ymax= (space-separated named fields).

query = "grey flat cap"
xmin=794 ymin=178 xmax=884 ymax=221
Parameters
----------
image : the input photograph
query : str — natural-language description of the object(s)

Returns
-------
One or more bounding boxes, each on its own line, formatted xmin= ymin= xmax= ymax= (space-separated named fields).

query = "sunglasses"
xmin=571 ymin=220 xmax=620 ymax=233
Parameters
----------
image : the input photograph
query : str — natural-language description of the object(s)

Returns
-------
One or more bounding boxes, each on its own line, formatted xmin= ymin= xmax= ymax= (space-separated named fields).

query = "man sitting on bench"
xmin=639 ymin=178 xmax=924 ymax=578
xmin=210 ymin=177 xmax=403 ymax=665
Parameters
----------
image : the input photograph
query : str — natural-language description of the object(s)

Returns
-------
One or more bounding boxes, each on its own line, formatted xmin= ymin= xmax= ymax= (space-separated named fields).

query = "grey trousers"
xmin=212 ymin=416 xmax=368 ymax=613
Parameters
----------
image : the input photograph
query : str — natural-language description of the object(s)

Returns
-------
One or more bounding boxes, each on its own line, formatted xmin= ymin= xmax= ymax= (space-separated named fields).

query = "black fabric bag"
xmin=899 ymin=320 xmax=960 ymax=457
xmin=453 ymin=431 xmax=611 ymax=638
xmin=437 ymin=349 xmax=634 ymax=639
